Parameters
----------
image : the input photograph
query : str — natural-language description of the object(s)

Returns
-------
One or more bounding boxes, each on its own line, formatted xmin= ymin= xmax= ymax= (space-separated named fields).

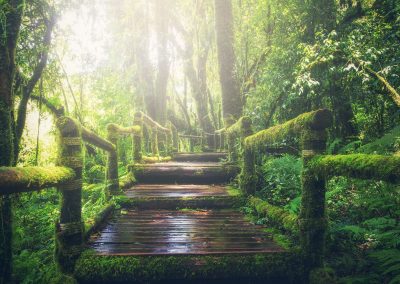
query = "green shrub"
xmin=257 ymin=155 xmax=302 ymax=206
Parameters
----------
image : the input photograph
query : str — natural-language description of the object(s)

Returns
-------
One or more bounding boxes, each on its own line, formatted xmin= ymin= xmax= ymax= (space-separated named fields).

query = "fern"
xmin=370 ymin=249 xmax=400 ymax=284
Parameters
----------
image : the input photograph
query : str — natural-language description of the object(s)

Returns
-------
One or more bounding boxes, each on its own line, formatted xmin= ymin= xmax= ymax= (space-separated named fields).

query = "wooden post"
xmin=220 ymin=132 xmax=225 ymax=152
xmin=106 ymin=125 xmax=120 ymax=196
xmin=227 ymin=132 xmax=237 ymax=162
xmin=169 ymin=122 xmax=179 ymax=153
xmin=151 ymin=128 xmax=159 ymax=157
xmin=299 ymin=129 xmax=328 ymax=273
xmin=133 ymin=115 xmax=143 ymax=163
xmin=240 ymin=145 xmax=256 ymax=195
xmin=55 ymin=117 xmax=84 ymax=273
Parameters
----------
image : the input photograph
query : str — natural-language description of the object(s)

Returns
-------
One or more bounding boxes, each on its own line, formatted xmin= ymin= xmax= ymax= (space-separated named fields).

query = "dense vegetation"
xmin=0 ymin=0 xmax=399 ymax=283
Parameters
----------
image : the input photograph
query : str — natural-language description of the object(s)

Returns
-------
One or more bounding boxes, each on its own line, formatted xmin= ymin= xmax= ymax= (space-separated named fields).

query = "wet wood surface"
xmin=173 ymin=152 xmax=228 ymax=162
xmin=90 ymin=209 xmax=284 ymax=255
xmin=125 ymin=184 xmax=230 ymax=198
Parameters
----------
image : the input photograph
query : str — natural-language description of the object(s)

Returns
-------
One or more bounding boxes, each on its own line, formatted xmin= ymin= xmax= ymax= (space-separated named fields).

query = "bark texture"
xmin=214 ymin=0 xmax=243 ymax=122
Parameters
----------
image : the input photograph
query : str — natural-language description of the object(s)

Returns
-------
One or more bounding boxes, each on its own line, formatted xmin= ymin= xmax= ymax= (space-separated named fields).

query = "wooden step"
xmin=173 ymin=152 xmax=228 ymax=162
xmin=130 ymin=162 xmax=239 ymax=184
xmin=77 ymin=209 xmax=303 ymax=283
xmin=89 ymin=209 xmax=283 ymax=255
xmin=121 ymin=184 xmax=243 ymax=209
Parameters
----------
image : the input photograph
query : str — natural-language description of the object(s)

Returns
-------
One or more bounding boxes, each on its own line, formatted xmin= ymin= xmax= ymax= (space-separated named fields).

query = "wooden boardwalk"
xmin=89 ymin=153 xmax=283 ymax=256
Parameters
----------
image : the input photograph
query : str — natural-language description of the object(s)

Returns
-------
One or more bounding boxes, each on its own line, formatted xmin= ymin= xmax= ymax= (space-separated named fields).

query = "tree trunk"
xmin=214 ymin=0 xmax=243 ymax=122
xmin=154 ymin=0 xmax=170 ymax=125
xmin=0 ymin=1 xmax=24 ymax=282
xmin=135 ymin=3 xmax=156 ymax=118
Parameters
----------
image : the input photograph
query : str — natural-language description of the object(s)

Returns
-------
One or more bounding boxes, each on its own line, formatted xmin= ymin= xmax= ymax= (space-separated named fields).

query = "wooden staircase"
xmin=76 ymin=153 xmax=302 ymax=283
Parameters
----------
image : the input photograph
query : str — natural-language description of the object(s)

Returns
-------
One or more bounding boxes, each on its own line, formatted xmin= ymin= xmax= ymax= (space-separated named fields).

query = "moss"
xmin=84 ymin=203 xmax=115 ymax=241
xmin=240 ymin=146 xmax=256 ymax=195
xmin=248 ymin=197 xmax=299 ymax=235
xmin=119 ymin=172 xmax=136 ymax=189
xmin=0 ymin=166 xmax=75 ymax=194
xmin=141 ymin=155 xmax=172 ymax=163
xmin=226 ymin=116 xmax=253 ymax=138
xmin=244 ymin=109 xmax=332 ymax=152
xmin=226 ymin=116 xmax=253 ymax=163
xmin=309 ymin=154 xmax=400 ymax=183
xmin=226 ymin=186 xmax=241 ymax=196
xmin=74 ymin=250 xmax=305 ymax=283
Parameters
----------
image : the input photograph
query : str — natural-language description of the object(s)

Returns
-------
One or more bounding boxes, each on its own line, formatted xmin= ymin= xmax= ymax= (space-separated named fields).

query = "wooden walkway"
xmin=89 ymin=153 xmax=283 ymax=256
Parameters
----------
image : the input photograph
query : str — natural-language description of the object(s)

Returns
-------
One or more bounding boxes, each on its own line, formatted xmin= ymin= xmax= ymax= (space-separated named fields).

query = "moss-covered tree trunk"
xmin=135 ymin=2 xmax=156 ymax=118
xmin=214 ymin=0 xmax=243 ymax=122
xmin=55 ymin=117 xmax=84 ymax=273
xmin=0 ymin=2 xmax=24 ymax=282
xmin=13 ymin=12 xmax=55 ymax=163
xmin=154 ymin=0 xmax=170 ymax=125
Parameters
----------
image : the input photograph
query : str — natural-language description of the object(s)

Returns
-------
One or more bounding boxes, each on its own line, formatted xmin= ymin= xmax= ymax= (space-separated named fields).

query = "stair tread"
xmin=125 ymin=184 xmax=233 ymax=198
xmin=89 ymin=209 xmax=283 ymax=256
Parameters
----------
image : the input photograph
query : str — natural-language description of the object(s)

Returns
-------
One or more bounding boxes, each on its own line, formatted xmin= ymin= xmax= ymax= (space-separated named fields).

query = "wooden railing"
xmin=0 ymin=114 xmax=147 ymax=274
xmin=224 ymin=109 xmax=400 ymax=278
xmin=134 ymin=111 xmax=178 ymax=157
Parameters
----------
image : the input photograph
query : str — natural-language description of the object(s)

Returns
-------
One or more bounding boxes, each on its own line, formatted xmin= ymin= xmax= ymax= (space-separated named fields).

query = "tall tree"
xmin=154 ymin=0 xmax=170 ymax=125
xmin=171 ymin=1 xmax=215 ymax=136
xmin=135 ymin=2 xmax=156 ymax=119
xmin=0 ymin=1 xmax=24 ymax=282
xmin=14 ymin=5 xmax=56 ymax=162
xmin=214 ymin=0 xmax=242 ymax=123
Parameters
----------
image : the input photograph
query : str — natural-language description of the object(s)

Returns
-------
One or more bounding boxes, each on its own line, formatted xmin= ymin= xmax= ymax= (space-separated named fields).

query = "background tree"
xmin=214 ymin=0 xmax=242 ymax=123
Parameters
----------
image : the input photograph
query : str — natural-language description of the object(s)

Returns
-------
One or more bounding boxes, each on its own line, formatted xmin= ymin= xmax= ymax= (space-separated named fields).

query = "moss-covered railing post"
xmin=226 ymin=116 xmax=253 ymax=163
xmin=151 ymin=127 xmax=159 ymax=157
xmin=169 ymin=122 xmax=179 ymax=153
xmin=55 ymin=117 xmax=84 ymax=273
xmin=240 ymin=145 xmax=256 ymax=195
xmin=106 ymin=124 xmax=120 ymax=196
xmin=133 ymin=113 xmax=143 ymax=162
xmin=299 ymin=117 xmax=332 ymax=274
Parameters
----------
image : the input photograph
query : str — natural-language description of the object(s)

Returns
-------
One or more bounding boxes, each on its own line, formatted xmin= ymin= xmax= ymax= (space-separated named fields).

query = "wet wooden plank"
xmin=126 ymin=184 xmax=230 ymax=197
xmin=173 ymin=152 xmax=228 ymax=162
xmin=90 ymin=209 xmax=283 ymax=255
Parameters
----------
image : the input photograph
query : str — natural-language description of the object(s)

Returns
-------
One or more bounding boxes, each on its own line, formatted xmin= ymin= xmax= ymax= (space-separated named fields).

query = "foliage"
xmin=257 ymin=155 xmax=302 ymax=206
xmin=13 ymin=182 xmax=108 ymax=283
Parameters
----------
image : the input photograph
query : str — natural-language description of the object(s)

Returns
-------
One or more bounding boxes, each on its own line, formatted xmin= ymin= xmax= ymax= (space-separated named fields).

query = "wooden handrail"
xmin=244 ymin=109 xmax=332 ymax=152
xmin=136 ymin=111 xmax=170 ymax=133
xmin=0 ymin=166 xmax=75 ymax=195
xmin=82 ymin=126 xmax=116 ymax=152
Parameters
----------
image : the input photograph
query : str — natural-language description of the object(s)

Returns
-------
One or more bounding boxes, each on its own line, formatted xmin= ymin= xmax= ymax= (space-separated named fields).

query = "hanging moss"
xmin=0 ymin=166 xmax=75 ymax=194
xmin=248 ymin=197 xmax=299 ymax=235
xmin=309 ymin=154 xmax=400 ymax=183
xmin=74 ymin=250 xmax=305 ymax=283
xmin=244 ymin=109 xmax=332 ymax=152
